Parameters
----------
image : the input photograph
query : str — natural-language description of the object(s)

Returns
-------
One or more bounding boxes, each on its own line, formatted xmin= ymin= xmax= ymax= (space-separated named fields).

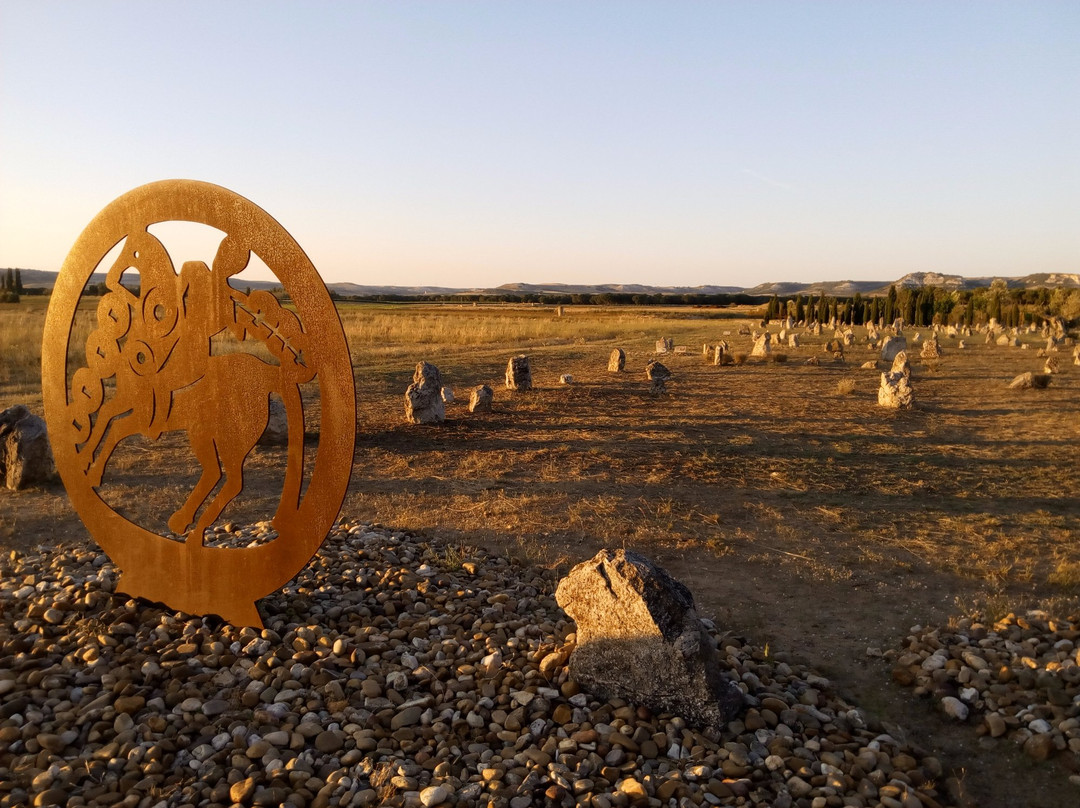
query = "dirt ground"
xmin=3 ymin=304 xmax=1079 ymax=806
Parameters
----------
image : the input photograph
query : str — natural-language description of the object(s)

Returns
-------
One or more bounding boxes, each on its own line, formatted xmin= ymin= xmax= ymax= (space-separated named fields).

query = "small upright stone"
xmin=878 ymin=351 xmax=913 ymax=409
xmin=441 ymin=386 xmax=455 ymax=403
xmin=655 ymin=338 xmax=673 ymax=354
xmin=505 ymin=355 xmax=532 ymax=391
xmin=750 ymin=332 xmax=771 ymax=357
xmin=404 ymin=361 xmax=446 ymax=424
xmin=559 ymin=374 xmax=573 ymax=385
xmin=608 ymin=348 xmax=626 ymax=373
xmin=0 ymin=405 xmax=57 ymax=490
xmin=469 ymin=385 xmax=494 ymax=413
xmin=258 ymin=396 xmax=289 ymax=445
xmin=645 ymin=360 xmax=672 ymax=394
xmin=1043 ymin=356 xmax=1060 ymax=375
xmin=921 ymin=335 xmax=942 ymax=359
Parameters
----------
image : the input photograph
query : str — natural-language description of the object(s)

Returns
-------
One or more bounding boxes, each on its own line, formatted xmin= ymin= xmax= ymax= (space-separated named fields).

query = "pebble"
xmin=0 ymin=520 xmax=958 ymax=808
xmin=884 ymin=611 xmax=1080 ymax=767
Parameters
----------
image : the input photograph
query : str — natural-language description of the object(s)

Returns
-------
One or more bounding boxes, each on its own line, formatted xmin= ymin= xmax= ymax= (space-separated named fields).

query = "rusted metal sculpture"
xmin=42 ymin=180 xmax=355 ymax=627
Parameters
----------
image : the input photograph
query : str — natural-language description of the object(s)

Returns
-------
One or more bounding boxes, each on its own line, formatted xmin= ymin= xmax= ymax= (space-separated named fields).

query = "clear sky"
xmin=1 ymin=2 xmax=1077 ymax=289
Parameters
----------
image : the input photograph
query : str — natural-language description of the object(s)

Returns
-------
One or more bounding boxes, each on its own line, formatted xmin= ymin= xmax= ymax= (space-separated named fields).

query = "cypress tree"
xmin=3 ymin=268 xmax=11 ymax=290
xmin=14 ymin=268 xmax=23 ymax=293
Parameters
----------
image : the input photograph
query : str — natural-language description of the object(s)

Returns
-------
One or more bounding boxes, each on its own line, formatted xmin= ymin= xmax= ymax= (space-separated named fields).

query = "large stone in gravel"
xmin=555 ymin=548 xmax=743 ymax=730
xmin=404 ymin=361 xmax=446 ymax=424
xmin=0 ymin=405 xmax=56 ymax=490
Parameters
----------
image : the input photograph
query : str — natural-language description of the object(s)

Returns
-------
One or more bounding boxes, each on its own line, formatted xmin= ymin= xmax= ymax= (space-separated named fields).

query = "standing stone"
xmin=921 ymin=335 xmax=942 ymax=359
xmin=878 ymin=351 xmax=913 ymax=409
xmin=559 ymin=374 xmax=573 ymax=385
xmin=258 ymin=396 xmax=288 ymax=445
xmin=505 ymin=355 xmax=532 ymax=391
xmin=1044 ymin=356 xmax=1060 ymax=375
xmin=555 ymin=549 xmax=743 ymax=730
xmin=469 ymin=385 xmax=494 ymax=412
xmin=957 ymin=340 xmax=966 ymax=350
xmin=646 ymin=360 xmax=672 ymax=394
xmin=787 ymin=333 xmax=800 ymax=348
xmin=441 ymin=386 xmax=455 ymax=403
xmin=0 ymin=405 xmax=57 ymax=490
xmin=1073 ymin=345 xmax=1080 ymax=366
xmin=608 ymin=348 xmax=626 ymax=372
xmin=404 ymin=361 xmax=445 ymax=424
xmin=750 ymin=332 xmax=771 ymax=357
xmin=713 ymin=344 xmax=726 ymax=366
xmin=880 ymin=335 xmax=908 ymax=362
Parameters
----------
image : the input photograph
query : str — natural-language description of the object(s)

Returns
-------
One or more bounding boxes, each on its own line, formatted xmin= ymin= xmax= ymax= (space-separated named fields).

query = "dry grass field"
xmin=2 ymin=296 xmax=1079 ymax=806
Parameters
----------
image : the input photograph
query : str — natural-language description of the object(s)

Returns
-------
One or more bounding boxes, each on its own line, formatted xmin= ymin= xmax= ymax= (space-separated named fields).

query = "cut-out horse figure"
xmin=74 ymin=231 xmax=313 ymax=543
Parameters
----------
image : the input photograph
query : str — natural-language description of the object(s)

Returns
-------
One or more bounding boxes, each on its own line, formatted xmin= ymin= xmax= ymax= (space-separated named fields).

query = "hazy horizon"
xmin=2 ymin=2 xmax=1077 ymax=288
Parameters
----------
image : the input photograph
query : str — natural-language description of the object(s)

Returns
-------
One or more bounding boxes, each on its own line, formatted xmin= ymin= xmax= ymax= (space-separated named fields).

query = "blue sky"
xmin=1 ymin=2 xmax=1077 ymax=288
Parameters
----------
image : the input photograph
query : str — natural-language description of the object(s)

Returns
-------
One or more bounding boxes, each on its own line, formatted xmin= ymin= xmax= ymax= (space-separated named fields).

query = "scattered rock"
xmin=655 ymin=338 xmax=673 ymax=354
xmin=941 ymin=697 xmax=969 ymax=721
xmin=505 ymin=355 xmax=532 ymax=391
xmin=1008 ymin=372 xmax=1051 ymax=390
xmin=886 ymin=611 xmax=1080 ymax=767
xmin=0 ymin=404 xmax=57 ymax=490
xmin=880 ymin=335 xmax=908 ymax=362
xmin=404 ymin=361 xmax=446 ymax=424
xmin=555 ymin=548 xmax=744 ymax=730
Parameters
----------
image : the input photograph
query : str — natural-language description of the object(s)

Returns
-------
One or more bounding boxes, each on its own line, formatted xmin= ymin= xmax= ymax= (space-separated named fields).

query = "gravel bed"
xmin=883 ymin=612 xmax=1080 ymax=786
xmin=1 ymin=520 xmax=959 ymax=808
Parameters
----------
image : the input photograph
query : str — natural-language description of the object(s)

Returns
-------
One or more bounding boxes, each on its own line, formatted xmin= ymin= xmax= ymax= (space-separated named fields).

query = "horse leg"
xmin=168 ymin=425 xmax=222 ymax=536
xmin=82 ymin=398 xmax=142 ymax=487
xmin=187 ymin=389 xmax=270 ymax=537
